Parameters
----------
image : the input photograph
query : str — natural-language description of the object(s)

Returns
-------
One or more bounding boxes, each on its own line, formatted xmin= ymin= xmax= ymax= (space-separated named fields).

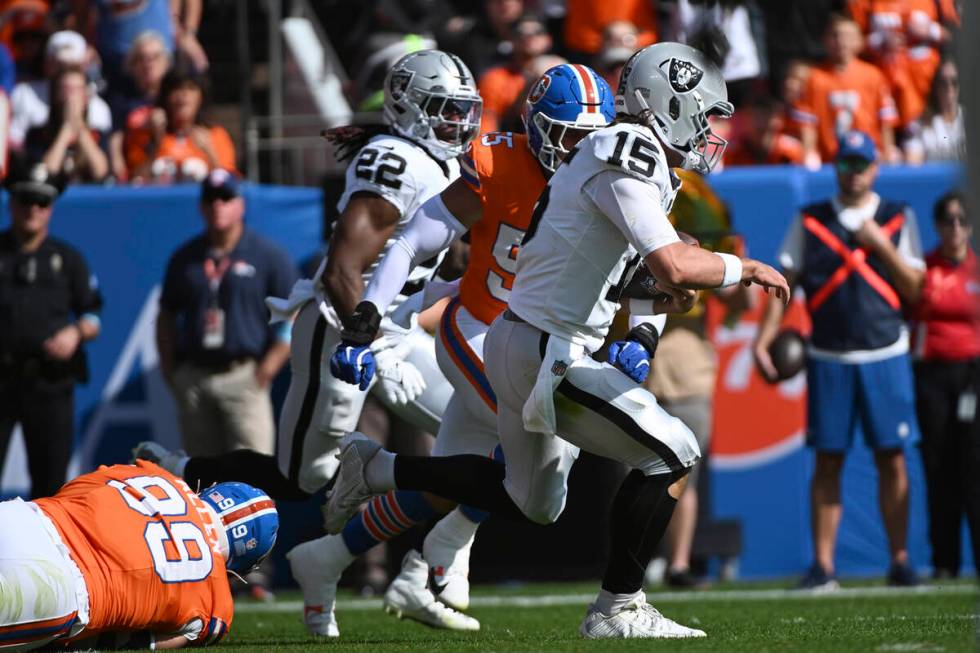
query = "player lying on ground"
xmin=135 ymin=48 xmax=484 ymax=636
xmin=0 ymin=460 xmax=277 ymax=651
xmin=290 ymin=63 xmax=618 ymax=638
xmin=330 ymin=42 xmax=789 ymax=640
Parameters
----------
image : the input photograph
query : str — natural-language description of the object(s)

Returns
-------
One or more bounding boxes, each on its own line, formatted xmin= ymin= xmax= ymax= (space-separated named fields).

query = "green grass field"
xmin=211 ymin=581 xmax=979 ymax=652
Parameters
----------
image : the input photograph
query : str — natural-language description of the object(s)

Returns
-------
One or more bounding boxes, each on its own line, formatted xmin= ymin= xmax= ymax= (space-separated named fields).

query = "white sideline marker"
xmin=235 ymin=583 xmax=978 ymax=614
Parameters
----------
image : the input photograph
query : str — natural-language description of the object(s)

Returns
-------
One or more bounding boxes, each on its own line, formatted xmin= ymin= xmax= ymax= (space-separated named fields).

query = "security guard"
xmin=0 ymin=162 xmax=102 ymax=498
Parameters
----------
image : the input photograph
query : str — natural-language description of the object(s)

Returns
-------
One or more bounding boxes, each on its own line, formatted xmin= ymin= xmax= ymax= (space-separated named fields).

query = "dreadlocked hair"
xmin=322 ymin=124 xmax=392 ymax=162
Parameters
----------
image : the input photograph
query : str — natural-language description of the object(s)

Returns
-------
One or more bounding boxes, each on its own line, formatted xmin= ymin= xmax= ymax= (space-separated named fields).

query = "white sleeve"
xmin=897 ymin=207 xmax=926 ymax=270
xmin=583 ymin=170 xmax=680 ymax=256
xmin=362 ymin=194 xmax=465 ymax=313
xmin=777 ymin=214 xmax=804 ymax=273
xmin=628 ymin=311 xmax=667 ymax=335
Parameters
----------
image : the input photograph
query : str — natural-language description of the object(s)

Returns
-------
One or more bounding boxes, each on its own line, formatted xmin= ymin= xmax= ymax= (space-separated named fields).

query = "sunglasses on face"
xmin=939 ymin=214 xmax=968 ymax=227
xmin=835 ymin=157 xmax=872 ymax=174
xmin=12 ymin=191 xmax=53 ymax=208
xmin=938 ymin=76 xmax=958 ymax=87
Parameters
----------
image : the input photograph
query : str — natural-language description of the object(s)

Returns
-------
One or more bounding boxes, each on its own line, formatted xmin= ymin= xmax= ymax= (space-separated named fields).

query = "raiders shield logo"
xmin=667 ymin=58 xmax=703 ymax=93
xmin=389 ymin=70 xmax=414 ymax=100
xmin=528 ymin=74 xmax=551 ymax=104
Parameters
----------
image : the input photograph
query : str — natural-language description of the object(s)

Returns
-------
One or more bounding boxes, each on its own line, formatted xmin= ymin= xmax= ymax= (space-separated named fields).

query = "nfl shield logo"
xmin=667 ymin=58 xmax=703 ymax=93
xmin=551 ymin=360 xmax=568 ymax=376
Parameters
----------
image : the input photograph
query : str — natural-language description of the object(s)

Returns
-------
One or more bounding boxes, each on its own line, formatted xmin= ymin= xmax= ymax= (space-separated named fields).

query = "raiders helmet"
xmin=383 ymin=50 xmax=483 ymax=161
xmin=615 ymin=42 xmax=733 ymax=173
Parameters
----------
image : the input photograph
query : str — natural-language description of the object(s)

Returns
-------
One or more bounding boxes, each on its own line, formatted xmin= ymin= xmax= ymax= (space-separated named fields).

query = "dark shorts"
xmin=806 ymin=352 xmax=920 ymax=452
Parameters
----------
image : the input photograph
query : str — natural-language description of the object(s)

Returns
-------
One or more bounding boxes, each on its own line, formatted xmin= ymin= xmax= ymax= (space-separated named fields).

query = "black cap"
xmin=5 ymin=161 xmax=67 ymax=203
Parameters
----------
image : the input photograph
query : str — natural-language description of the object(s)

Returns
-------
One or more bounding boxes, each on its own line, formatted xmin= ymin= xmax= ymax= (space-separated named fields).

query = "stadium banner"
xmin=0 ymin=163 xmax=968 ymax=579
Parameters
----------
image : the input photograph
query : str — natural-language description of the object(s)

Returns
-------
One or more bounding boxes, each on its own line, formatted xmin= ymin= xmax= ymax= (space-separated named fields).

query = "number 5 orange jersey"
xmin=35 ymin=461 xmax=234 ymax=646
xmin=457 ymin=131 xmax=546 ymax=325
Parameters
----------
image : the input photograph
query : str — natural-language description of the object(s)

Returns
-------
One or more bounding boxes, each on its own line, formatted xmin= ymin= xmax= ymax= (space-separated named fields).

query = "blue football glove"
xmin=607 ymin=322 xmax=660 ymax=384
xmin=607 ymin=340 xmax=652 ymax=383
xmin=330 ymin=343 xmax=376 ymax=390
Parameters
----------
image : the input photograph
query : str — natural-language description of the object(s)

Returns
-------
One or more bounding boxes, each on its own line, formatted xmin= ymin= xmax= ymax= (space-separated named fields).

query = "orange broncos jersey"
xmin=457 ymin=132 xmax=546 ymax=325
xmin=35 ymin=461 xmax=233 ymax=645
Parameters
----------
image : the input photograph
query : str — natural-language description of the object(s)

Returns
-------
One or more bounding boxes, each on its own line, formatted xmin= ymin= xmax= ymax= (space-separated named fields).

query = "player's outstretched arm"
xmin=322 ymin=194 xmax=402 ymax=321
xmin=360 ymin=178 xmax=482 ymax=317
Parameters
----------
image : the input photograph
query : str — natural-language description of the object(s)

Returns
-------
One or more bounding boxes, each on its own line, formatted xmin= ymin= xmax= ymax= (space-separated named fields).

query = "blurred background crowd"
xmin=0 ymin=0 xmax=963 ymax=188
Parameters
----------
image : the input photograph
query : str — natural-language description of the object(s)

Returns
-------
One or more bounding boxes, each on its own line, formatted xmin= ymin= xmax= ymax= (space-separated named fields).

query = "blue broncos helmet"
xmin=523 ymin=64 xmax=616 ymax=172
xmin=200 ymin=482 xmax=279 ymax=575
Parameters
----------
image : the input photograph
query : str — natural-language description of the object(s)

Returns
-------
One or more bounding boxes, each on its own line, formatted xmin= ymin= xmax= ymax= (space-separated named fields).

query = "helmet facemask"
xmin=417 ymin=91 xmax=482 ymax=158
xmin=531 ymin=111 xmax=605 ymax=172
xmin=632 ymin=88 xmax=732 ymax=174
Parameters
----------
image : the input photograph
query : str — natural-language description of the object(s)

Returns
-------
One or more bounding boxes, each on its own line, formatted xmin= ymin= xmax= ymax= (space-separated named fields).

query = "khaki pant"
xmin=171 ymin=359 xmax=275 ymax=457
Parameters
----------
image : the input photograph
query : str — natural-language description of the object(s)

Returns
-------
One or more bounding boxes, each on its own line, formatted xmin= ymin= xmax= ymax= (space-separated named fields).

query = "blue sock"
xmin=459 ymin=445 xmax=506 ymax=524
xmin=341 ymin=489 xmax=440 ymax=555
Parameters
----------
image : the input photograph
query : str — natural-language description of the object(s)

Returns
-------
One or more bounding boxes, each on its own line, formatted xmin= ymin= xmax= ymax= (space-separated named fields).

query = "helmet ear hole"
xmin=669 ymin=97 xmax=680 ymax=121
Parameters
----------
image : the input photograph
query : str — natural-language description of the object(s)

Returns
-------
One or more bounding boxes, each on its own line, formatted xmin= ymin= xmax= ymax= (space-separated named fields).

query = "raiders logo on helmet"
xmin=389 ymin=70 xmax=414 ymax=99
xmin=527 ymin=74 xmax=551 ymax=104
xmin=665 ymin=58 xmax=703 ymax=93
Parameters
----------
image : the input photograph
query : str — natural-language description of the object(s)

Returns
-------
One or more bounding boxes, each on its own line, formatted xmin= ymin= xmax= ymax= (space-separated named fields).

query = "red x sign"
xmin=802 ymin=214 xmax=905 ymax=313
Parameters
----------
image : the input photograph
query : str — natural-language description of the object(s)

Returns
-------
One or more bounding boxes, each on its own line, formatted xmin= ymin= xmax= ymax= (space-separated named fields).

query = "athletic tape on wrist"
xmin=716 ymin=252 xmax=743 ymax=288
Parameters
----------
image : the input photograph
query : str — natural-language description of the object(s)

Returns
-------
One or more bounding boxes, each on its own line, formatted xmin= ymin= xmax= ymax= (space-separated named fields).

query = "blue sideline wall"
xmin=0 ymin=163 xmax=968 ymax=579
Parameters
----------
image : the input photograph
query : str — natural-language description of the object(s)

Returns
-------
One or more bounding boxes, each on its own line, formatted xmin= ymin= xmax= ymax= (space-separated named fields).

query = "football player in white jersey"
xmin=326 ymin=42 xmax=789 ymax=639
xmin=134 ymin=49 xmax=482 ymax=637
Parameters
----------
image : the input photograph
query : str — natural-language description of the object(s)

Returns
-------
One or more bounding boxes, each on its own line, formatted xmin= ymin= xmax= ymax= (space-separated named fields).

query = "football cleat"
xmin=424 ymin=530 xmax=474 ymax=611
xmin=579 ymin=597 xmax=706 ymax=639
xmin=383 ymin=550 xmax=480 ymax=631
xmin=287 ymin=536 xmax=352 ymax=637
xmin=322 ymin=431 xmax=382 ymax=534
xmin=797 ymin=563 xmax=840 ymax=592
xmin=131 ymin=440 xmax=187 ymax=476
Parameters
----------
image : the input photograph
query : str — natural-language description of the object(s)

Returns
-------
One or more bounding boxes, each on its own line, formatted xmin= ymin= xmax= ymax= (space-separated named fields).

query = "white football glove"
xmin=372 ymin=347 xmax=427 ymax=405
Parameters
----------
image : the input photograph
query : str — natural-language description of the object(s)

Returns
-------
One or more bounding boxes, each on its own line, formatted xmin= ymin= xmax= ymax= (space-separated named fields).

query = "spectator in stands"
xmin=903 ymin=59 xmax=964 ymax=163
xmin=907 ymin=191 xmax=980 ymax=579
xmin=725 ymin=95 xmax=804 ymax=166
xmin=753 ymin=130 xmax=924 ymax=589
xmin=157 ymin=169 xmax=297 ymax=460
xmin=445 ymin=0 xmax=524 ymax=78
xmin=593 ymin=21 xmax=638 ymax=90
xmin=125 ymin=70 xmax=235 ymax=183
xmin=107 ymin=31 xmax=171 ymax=180
xmin=758 ymin=0 xmax=847 ymax=94
xmin=2 ymin=0 xmax=50 ymax=82
xmin=791 ymin=14 xmax=900 ymax=168
xmin=9 ymin=30 xmax=112 ymax=152
xmin=563 ymin=0 xmax=655 ymax=61
xmin=478 ymin=13 xmax=552 ymax=133
xmin=0 ymin=161 xmax=102 ymax=499
xmin=20 ymin=68 xmax=109 ymax=182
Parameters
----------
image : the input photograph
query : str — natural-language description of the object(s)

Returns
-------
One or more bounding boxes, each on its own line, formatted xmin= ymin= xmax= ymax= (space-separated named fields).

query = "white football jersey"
xmin=508 ymin=122 xmax=680 ymax=352
xmin=314 ymin=133 xmax=459 ymax=319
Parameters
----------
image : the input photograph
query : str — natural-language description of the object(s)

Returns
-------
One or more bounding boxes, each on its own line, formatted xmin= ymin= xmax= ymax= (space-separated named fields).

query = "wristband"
xmin=625 ymin=322 xmax=660 ymax=357
xmin=340 ymin=301 xmax=381 ymax=345
xmin=716 ymin=252 xmax=743 ymax=288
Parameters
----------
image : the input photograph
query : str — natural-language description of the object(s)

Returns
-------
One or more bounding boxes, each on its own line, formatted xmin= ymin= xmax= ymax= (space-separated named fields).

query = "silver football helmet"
xmin=383 ymin=50 xmax=483 ymax=161
xmin=615 ymin=42 xmax=734 ymax=173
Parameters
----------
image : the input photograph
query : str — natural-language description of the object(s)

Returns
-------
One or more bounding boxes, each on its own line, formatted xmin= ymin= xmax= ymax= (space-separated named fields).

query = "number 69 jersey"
xmin=34 ymin=461 xmax=233 ymax=645
xmin=457 ymin=131 xmax=546 ymax=324
xmin=509 ymin=122 xmax=681 ymax=353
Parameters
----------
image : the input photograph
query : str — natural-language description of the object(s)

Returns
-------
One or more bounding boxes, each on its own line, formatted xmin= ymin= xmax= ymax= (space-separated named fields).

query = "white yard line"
xmin=236 ymin=583 xmax=978 ymax=614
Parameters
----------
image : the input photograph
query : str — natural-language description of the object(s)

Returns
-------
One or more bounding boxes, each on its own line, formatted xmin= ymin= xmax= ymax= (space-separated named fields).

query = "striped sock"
xmin=341 ymin=489 xmax=440 ymax=555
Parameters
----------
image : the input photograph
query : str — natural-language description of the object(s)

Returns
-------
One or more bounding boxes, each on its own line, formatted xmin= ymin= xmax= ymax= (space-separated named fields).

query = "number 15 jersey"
xmin=35 ymin=461 xmax=233 ymax=645
xmin=509 ymin=122 xmax=680 ymax=353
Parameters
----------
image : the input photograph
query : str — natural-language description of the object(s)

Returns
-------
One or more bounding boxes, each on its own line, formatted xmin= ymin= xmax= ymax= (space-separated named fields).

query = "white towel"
xmin=522 ymin=333 xmax=586 ymax=435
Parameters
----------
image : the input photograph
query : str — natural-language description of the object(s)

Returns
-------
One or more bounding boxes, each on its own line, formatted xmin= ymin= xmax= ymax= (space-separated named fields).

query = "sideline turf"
xmin=206 ymin=582 xmax=978 ymax=652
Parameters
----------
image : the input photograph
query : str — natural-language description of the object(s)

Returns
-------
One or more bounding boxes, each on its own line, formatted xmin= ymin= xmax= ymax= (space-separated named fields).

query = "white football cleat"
xmin=322 ymin=431 xmax=382 ymax=535
xmin=131 ymin=441 xmax=187 ymax=476
xmin=287 ymin=536 xmax=353 ymax=637
xmin=423 ymin=528 xmax=474 ymax=611
xmin=579 ymin=597 xmax=706 ymax=639
xmin=383 ymin=550 xmax=480 ymax=631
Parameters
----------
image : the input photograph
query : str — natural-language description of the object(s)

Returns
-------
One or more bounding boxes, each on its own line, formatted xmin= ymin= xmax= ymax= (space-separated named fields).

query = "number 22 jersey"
xmin=35 ymin=461 xmax=234 ymax=645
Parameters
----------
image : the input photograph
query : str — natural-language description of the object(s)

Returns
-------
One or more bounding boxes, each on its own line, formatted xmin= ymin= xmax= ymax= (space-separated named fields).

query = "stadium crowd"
xmin=0 ymin=0 xmax=962 ymax=186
